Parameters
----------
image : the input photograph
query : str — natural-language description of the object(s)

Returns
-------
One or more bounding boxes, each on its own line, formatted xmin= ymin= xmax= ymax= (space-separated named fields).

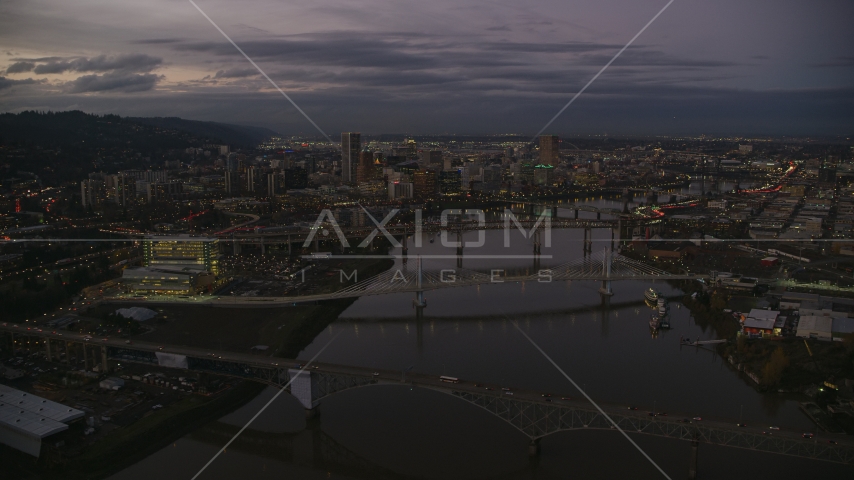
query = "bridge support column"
xmin=413 ymin=256 xmax=426 ymax=308
xmin=596 ymin=211 xmax=601 ymax=220
xmin=688 ymin=438 xmax=699 ymax=480
xmin=260 ymin=237 xmax=265 ymax=255
xmin=583 ymin=227 xmax=592 ymax=254
xmin=551 ymin=205 xmax=558 ymax=218
xmin=65 ymin=341 xmax=72 ymax=364
xmin=45 ymin=337 xmax=52 ymax=361
xmin=599 ymin=248 xmax=614 ymax=298
xmin=528 ymin=439 xmax=540 ymax=457
xmin=305 ymin=406 xmax=320 ymax=420
xmin=402 ymin=230 xmax=408 ymax=263
xmin=83 ymin=344 xmax=89 ymax=370
xmin=456 ymin=230 xmax=463 ymax=268
xmin=9 ymin=332 xmax=14 ymax=353
xmin=574 ymin=208 xmax=579 ymax=219
xmin=233 ymin=241 xmax=241 ymax=256
xmin=101 ymin=347 xmax=109 ymax=373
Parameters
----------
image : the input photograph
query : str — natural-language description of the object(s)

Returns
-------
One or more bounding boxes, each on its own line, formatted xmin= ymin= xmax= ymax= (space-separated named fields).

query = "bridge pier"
xmin=101 ymin=347 xmax=110 ymax=373
xmin=528 ymin=438 xmax=540 ymax=457
xmin=688 ymin=438 xmax=699 ymax=480
xmin=305 ymin=406 xmax=320 ymax=420
xmin=583 ymin=227 xmax=592 ymax=254
xmin=402 ymin=231 xmax=408 ymax=263
xmin=573 ymin=208 xmax=579 ymax=219
xmin=260 ymin=236 xmax=265 ymax=255
xmin=45 ymin=337 xmax=52 ymax=361
xmin=598 ymin=248 xmax=614 ymax=298
xmin=413 ymin=256 xmax=426 ymax=308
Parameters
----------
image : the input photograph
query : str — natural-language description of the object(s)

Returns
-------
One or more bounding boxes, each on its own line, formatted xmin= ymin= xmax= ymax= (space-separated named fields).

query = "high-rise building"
xmin=142 ymin=235 xmax=219 ymax=274
xmin=539 ymin=135 xmax=560 ymax=166
xmin=266 ymin=172 xmax=282 ymax=197
xmin=80 ymin=179 xmax=104 ymax=208
xmin=534 ymin=164 xmax=554 ymax=186
xmin=413 ymin=170 xmax=438 ymax=199
xmin=104 ymin=174 xmax=131 ymax=206
xmin=388 ymin=181 xmax=414 ymax=200
xmin=224 ymin=170 xmax=237 ymax=196
xmin=438 ymin=170 xmax=461 ymax=195
xmin=284 ymin=167 xmax=308 ymax=189
xmin=419 ymin=150 xmax=443 ymax=168
xmin=246 ymin=166 xmax=258 ymax=193
xmin=357 ymin=151 xmax=374 ymax=184
xmin=341 ymin=132 xmax=361 ymax=183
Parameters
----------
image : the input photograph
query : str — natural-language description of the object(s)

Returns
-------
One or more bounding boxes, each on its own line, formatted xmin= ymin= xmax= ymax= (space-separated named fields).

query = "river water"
xmin=109 ymin=192 xmax=850 ymax=480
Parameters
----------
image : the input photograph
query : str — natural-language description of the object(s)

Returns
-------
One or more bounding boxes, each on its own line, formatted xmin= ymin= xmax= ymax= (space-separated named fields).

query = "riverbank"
xmin=1 ymin=381 xmax=266 ymax=480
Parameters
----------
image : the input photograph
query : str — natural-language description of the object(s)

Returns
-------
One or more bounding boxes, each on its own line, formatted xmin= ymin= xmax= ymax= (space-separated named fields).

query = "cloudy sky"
xmin=1 ymin=0 xmax=853 ymax=136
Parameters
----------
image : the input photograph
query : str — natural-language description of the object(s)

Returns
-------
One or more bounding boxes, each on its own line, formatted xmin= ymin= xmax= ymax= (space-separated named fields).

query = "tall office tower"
xmin=104 ymin=174 xmax=131 ymax=206
xmin=246 ymin=166 xmax=257 ymax=193
xmin=341 ymin=132 xmax=361 ymax=183
xmin=80 ymin=179 xmax=104 ymax=208
xmin=225 ymin=170 xmax=237 ymax=196
xmin=357 ymin=151 xmax=374 ymax=184
xmin=420 ymin=150 xmax=442 ymax=168
xmin=266 ymin=172 xmax=281 ymax=197
xmin=405 ymin=139 xmax=417 ymax=158
xmin=538 ymin=135 xmax=560 ymax=166
xmin=413 ymin=169 xmax=439 ymax=199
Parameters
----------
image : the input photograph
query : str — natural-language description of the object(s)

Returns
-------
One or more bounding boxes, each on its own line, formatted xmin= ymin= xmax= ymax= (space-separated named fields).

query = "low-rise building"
xmin=796 ymin=316 xmax=833 ymax=341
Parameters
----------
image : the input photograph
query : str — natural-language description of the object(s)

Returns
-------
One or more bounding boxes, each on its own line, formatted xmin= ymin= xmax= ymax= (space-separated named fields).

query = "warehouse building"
xmin=0 ymin=384 xmax=84 ymax=457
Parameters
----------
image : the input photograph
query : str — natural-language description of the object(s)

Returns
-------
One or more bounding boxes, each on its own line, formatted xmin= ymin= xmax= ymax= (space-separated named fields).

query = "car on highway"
xmin=692 ymin=417 xmax=702 ymax=421
xmin=769 ymin=426 xmax=780 ymax=430
xmin=803 ymin=433 xmax=814 ymax=439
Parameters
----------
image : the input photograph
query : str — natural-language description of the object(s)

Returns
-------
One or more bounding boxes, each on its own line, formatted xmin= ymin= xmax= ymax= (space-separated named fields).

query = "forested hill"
xmin=128 ymin=116 xmax=277 ymax=148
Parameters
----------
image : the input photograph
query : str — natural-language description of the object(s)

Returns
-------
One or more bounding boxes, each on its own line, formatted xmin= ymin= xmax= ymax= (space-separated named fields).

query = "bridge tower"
xmin=688 ymin=437 xmax=699 ymax=479
xmin=289 ymin=368 xmax=320 ymax=418
xmin=456 ymin=228 xmax=464 ymax=268
xmin=598 ymin=247 xmax=614 ymax=299
xmin=401 ymin=227 xmax=408 ymax=264
xmin=413 ymin=255 xmax=426 ymax=308
xmin=583 ymin=227 xmax=592 ymax=255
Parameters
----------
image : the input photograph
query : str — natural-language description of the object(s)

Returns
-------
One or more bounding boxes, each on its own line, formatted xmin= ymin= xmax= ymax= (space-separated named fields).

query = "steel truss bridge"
xmin=4 ymin=326 xmax=853 ymax=468
xmin=203 ymin=250 xmax=704 ymax=307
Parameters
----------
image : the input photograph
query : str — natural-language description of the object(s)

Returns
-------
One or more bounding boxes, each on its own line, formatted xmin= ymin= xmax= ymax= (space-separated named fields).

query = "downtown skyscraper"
xmin=538 ymin=135 xmax=560 ymax=166
xmin=341 ymin=132 xmax=361 ymax=183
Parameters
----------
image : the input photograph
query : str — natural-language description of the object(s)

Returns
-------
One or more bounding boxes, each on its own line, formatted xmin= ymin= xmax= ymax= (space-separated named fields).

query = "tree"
xmin=762 ymin=347 xmax=789 ymax=386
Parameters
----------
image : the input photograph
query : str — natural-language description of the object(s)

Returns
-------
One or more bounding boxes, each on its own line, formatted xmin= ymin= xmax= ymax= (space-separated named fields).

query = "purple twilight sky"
xmin=1 ymin=0 xmax=853 ymax=136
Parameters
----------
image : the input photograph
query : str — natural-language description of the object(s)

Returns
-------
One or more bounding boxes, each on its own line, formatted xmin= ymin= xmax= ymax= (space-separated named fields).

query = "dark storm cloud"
xmin=575 ymin=50 xmax=742 ymax=68
xmin=175 ymin=37 xmax=441 ymax=70
xmin=131 ymin=38 xmax=184 ymax=45
xmin=480 ymin=41 xmax=624 ymax=53
xmin=214 ymin=67 xmax=259 ymax=78
xmin=0 ymin=76 xmax=39 ymax=90
xmin=65 ymin=72 xmax=161 ymax=93
xmin=5 ymin=61 xmax=35 ymax=73
xmin=32 ymin=54 xmax=163 ymax=74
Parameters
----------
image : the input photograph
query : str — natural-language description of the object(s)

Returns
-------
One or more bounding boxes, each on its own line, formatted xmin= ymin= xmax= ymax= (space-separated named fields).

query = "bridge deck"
xmin=3 ymin=325 xmax=852 ymax=464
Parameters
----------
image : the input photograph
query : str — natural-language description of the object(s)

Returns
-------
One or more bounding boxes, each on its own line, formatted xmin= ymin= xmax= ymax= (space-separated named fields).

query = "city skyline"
xmin=1 ymin=0 xmax=853 ymax=136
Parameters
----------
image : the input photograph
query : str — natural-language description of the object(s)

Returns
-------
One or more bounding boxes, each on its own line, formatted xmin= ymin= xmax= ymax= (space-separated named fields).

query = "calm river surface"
xmin=110 ymin=195 xmax=850 ymax=480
